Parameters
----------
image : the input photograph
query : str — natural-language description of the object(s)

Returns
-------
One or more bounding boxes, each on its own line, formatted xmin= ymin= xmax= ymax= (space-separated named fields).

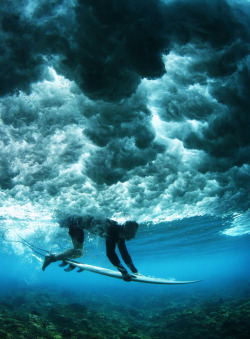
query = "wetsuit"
xmin=68 ymin=218 xmax=137 ymax=274
xmin=105 ymin=220 xmax=137 ymax=274
xmin=69 ymin=225 xmax=84 ymax=243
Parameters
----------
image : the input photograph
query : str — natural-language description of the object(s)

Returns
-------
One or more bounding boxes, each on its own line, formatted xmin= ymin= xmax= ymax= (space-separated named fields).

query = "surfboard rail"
xmin=63 ymin=260 xmax=201 ymax=285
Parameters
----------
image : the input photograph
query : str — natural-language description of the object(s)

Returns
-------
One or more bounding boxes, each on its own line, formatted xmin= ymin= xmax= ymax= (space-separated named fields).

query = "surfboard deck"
xmin=62 ymin=260 xmax=201 ymax=285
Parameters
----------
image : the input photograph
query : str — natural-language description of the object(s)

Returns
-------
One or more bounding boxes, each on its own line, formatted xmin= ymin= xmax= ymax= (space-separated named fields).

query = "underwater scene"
xmin=1 ymin=215 xmax=250 ymax=338
xmin=0 ymin=0 xmax=250 ymax=338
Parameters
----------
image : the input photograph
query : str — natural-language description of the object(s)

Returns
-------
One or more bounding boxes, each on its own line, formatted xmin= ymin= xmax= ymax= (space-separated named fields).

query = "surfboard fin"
xmin=59 ymin=261 xmax=68 ymax=267
xmin=77 ymin=268 xmax=85 ymax=273
xmin=64 ymin=264 xmax=76 ymax=272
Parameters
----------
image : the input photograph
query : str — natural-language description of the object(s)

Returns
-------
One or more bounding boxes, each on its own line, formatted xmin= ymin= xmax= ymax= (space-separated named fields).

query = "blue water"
xmin=1 ymin=214 xmax=249 ymax=292
xmin=1 ymin=214 xmax=250 ymax=337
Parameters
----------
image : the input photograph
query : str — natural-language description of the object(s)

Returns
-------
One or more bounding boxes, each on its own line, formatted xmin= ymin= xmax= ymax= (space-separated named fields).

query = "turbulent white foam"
xmin=222 ymin=210 xmax=250 ymax=236
xmin=0 ymin=64 xmax=248 ymax=226
xmin=0 ymin=0 xmax=249 ymax=237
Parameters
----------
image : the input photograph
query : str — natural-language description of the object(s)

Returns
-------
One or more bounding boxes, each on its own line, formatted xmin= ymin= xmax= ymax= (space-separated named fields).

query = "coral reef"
xmin=0 ymin=285 xmax=249 ymax=338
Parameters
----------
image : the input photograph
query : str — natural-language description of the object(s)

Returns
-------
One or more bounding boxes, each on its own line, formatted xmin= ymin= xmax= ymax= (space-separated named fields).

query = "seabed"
xmin=0 ymin=283 xmax=249 ymax=339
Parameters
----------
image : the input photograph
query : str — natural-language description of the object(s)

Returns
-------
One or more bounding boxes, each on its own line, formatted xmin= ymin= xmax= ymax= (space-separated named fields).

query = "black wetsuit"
xmin=68 ymin=219 xmax=137 ymax=274
xmin=69 ymin=225 xmax=84 ymax=243
xmin=105 ymin=220 xmax=135 ymax=269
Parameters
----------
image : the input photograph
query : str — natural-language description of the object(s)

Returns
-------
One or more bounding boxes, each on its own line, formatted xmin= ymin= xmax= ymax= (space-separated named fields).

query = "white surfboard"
xmin=62 ymin=260 xmax=201 ymax=285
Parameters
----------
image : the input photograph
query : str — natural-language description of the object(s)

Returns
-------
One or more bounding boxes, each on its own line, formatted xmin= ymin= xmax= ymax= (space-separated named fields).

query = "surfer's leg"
xmin=68 ymin=227 xmax=84 ymax=255
xmin=42 ymin=247 xmax=84 ymax=271
xmin=42 ymin=253 xmax=57 ymax=271
xmin=42 ymin=227 xmax=84 ymax=271
xmin=53 ymin=227 xmax=84 ymax=260
xmin=69 ymin=226 xmax=84 ymax=244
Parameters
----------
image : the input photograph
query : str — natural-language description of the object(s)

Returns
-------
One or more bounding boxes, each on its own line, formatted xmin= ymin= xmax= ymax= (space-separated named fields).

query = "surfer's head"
xmin=124 ymin=221 xmax=139 ymax=240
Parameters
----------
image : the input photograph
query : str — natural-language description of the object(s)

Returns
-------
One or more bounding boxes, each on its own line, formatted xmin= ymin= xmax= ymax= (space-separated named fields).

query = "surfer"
xmin=42 ymin=216 xmax=140 ymax=281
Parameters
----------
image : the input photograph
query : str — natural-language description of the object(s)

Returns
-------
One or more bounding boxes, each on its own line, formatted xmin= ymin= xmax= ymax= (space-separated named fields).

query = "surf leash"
xmin=1 ymin=230 xmax=52 ymax=258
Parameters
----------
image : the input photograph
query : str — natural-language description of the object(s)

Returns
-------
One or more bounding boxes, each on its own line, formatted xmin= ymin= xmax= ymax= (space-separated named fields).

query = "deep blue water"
xmin=1 ymin=214 xmax=250 ymax=337
xmin=1 ymin=214 xmax=249 ymax=293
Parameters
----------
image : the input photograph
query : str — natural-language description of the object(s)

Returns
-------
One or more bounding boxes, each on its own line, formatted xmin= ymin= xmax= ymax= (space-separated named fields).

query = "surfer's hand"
xmin=122 ymin=272 xmax=132 ymax=282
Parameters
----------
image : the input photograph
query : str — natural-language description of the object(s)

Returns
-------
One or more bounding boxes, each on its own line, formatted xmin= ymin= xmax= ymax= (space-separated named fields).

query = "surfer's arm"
xmin=106 ymin=237 xmax=131 ymax=281
xmin=117 ymin=239 xmax=138 ymax=274
xmin=106 ymin=237 xmax=122 ymax=267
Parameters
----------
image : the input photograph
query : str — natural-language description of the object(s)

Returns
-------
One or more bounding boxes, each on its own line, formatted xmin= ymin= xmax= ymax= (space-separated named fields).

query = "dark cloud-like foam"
xmin=0 ymin=0 xmax=73 ymax=96
xmin=163 ymin=0 xmax=247 ymax=47
xmin=54 ymin=0 xmax=167 ymax=101
xmin=79 ymin=89 xmax=166 ymax=185
xmin=0 ymin=0 xmax=249 ymax=222
xmin=0 ymin=0 xmax=167 ymax=100
xmin=1 ymin=0 xmax=249 ymax=101
xmin=0 ymin=14 xmax=43 ymax=96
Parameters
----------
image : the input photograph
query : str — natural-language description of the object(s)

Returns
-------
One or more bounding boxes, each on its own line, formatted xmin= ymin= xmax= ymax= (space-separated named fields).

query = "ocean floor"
xmin=0 ymin=282 xmax=249 ymax=339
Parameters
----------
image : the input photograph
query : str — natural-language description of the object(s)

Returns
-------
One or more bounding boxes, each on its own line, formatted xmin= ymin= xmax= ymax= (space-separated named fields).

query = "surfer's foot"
xmin=42 ymin=254 xmax=57 ymax=271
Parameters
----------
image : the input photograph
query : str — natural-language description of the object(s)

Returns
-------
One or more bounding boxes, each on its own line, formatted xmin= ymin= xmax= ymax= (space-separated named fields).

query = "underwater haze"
xmin=0 ymin=0 xmax=250 ymax=338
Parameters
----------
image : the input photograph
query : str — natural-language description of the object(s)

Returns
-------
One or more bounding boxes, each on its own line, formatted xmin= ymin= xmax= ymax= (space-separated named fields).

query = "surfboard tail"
xmin=59 ymin=261 xmax=68 ymax=267
xmin=64 ymin=264 xmax=76 ymax=272
xmin=77 ymin=268 xmax=85 ymax=273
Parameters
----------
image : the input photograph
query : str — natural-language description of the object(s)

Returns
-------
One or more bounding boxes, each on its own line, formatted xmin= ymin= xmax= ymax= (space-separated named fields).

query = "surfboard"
xmin=61 ymin=260 xmax=201 ymax=285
